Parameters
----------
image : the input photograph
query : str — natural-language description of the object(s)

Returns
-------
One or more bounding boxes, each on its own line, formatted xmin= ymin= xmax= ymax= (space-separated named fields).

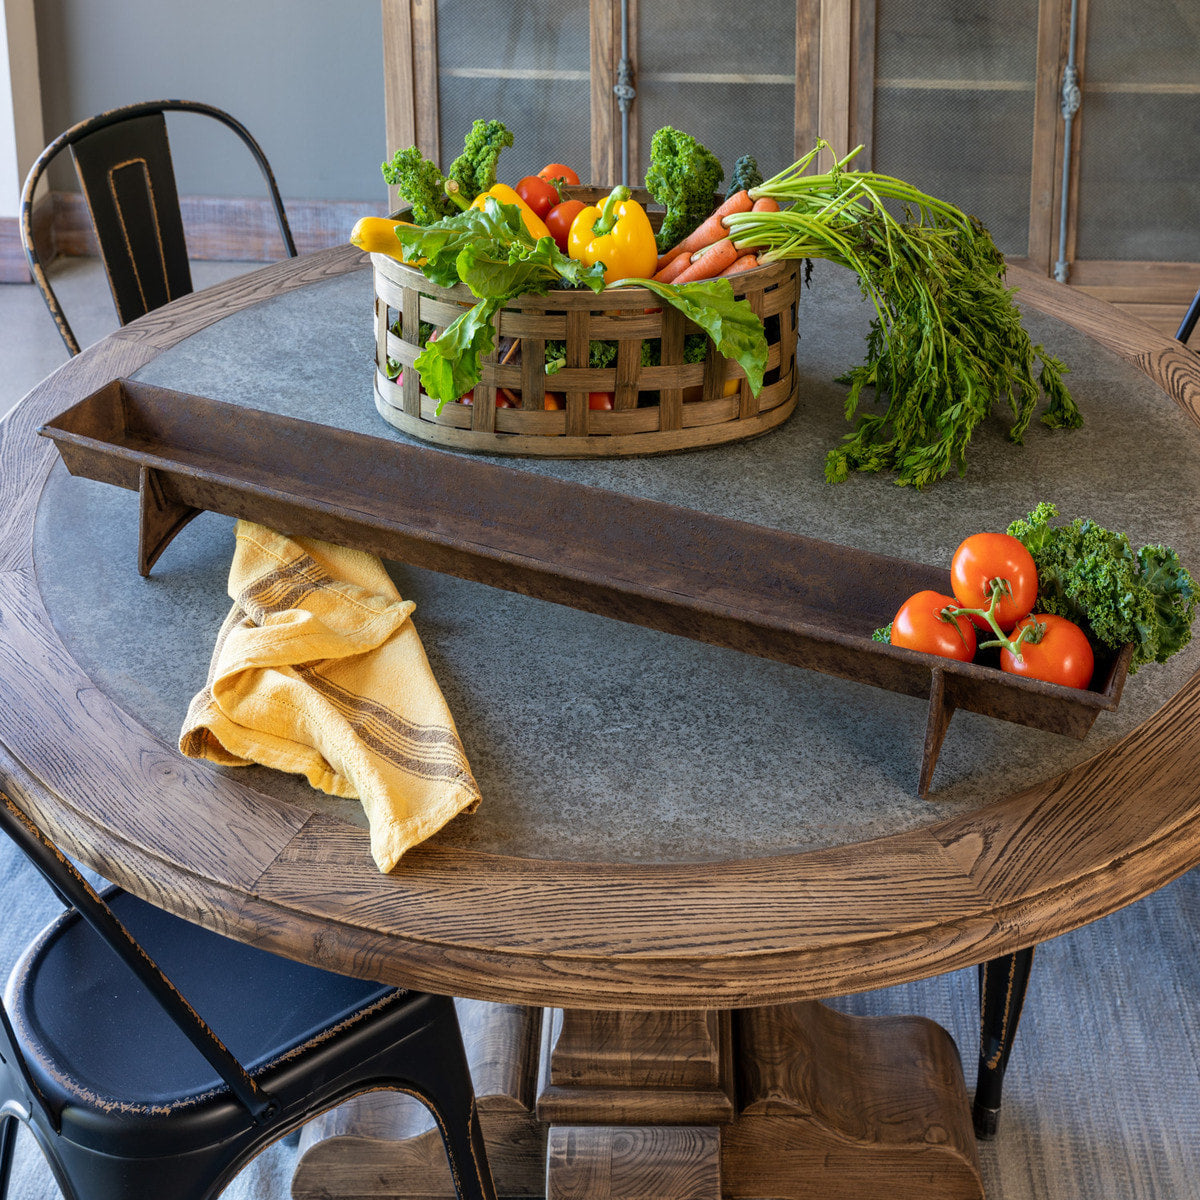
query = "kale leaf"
xmin=1007 ymin=502 xmax=1197 ymax=673
xmin=644 ymin=126 xmax=724 ymax=254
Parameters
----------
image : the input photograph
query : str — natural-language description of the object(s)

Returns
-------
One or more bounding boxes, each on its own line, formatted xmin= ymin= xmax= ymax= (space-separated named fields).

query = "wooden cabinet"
xmin=850 ymin=0 xmax=1200 ymax=332
xmin=382 ymin=0 xmax=1199 ymax=332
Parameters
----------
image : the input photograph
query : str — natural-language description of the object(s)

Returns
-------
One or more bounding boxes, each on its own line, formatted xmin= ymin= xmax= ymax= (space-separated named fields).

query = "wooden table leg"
xmin=724 ymin=1002 xmax=984 ymax=1199
xmin=292 ymin=999 xmax=984 ymax=1200
xmin=539 ymin=1009 xmax=732 ymax=1200
xmin=541 ymin=1003 xmax=983 ymax=1200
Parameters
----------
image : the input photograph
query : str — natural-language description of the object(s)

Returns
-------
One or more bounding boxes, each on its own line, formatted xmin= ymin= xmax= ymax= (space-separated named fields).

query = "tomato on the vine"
xmin=950 ymin=532 xmax=1038 ymax=632
xmin=890 ymin=591 xmax=977 ymax=663
xmin=545 ymin=199 xmax=587 ymax=253
xmin=539 ymin=162 xmax=580 ymax=186
xmin=515 ymin=175 xmax=561 ymax=221
xmin=1000 ymin=613 xmax=1095 ymax=689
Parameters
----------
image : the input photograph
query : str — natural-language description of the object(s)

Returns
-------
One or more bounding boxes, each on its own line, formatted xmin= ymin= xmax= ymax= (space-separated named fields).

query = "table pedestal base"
xmin=292 ymin=999 xmax=983 ymax=1200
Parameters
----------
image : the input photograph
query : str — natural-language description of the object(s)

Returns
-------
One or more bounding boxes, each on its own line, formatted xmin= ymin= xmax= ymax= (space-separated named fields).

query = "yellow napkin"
xmin=180 ymin=520 xmax=481 ymax=872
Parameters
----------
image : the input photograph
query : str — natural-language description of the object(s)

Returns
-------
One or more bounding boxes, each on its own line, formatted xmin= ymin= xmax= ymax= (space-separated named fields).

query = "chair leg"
xmin=398 ymin=996 xmax=498 ymax=1200
xmin=0 ymin=1113 xmax=17 ymax=1199
xmin=974 ymin=945 xmax=1035 ymax=1138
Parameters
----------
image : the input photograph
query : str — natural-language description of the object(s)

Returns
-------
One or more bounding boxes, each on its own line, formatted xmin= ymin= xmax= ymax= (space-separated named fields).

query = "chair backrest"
xmin=20 ymin=99 xmax=297 ymax=356
xmin=0 ymin=788 xmax=276 ymax=1123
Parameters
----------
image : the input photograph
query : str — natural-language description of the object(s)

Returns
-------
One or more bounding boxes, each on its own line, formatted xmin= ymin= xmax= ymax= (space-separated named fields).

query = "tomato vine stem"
xmin=939 ymin=578 xmax=1043 ymax=659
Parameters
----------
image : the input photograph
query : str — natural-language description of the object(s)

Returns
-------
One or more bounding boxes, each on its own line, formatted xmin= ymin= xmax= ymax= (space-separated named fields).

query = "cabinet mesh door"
xmin=634 ymin=1 xmax=799 ymax=183
xmin=871 ymin=0 xmax=1041 ymax=258
xmin=1072 ymin=0 xmax=1200 ymax=264
xmin=434 ymin=0 xmax=592 ymax=181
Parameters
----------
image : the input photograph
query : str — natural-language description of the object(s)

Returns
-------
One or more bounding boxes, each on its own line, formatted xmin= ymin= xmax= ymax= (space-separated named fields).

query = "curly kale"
xmin=381 ymin=146 xmax=454 ymax=226
xmin=446 ymin=119 xmax=514 ymax=201
xmin=544 ymin=340 xmax=618 ymax=373
xmin=640 ymin=334 xmax=709 ymax=366
xmin=727 ymin=154 xmax=763 ymax=197
xmin=644 ymin=126 xmax=725 ymax=253
xmin=1007 ymin=502 xmax=1197 ymax=673
xmin=544 ymin=335 xmax=713 ymax=377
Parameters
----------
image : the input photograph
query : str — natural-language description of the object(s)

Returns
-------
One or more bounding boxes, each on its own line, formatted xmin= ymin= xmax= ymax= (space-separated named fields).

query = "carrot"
xmin=719 ymin=252 xmax=759 ymax=277
xmin=751 ymin=197 xmax=781 ymax=213
xmin=655 ymin=190 xmax=754 ymax=269
xmin=671 ymin=237 xmax=739 ymax=284
xmin=653 ymin=251 xmax=693 ymax=283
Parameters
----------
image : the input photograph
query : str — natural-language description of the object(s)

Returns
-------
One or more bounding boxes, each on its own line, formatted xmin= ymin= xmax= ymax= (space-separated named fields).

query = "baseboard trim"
xmin=0 ymin=216 xmax=31 ymax=283
xmin=3 ymin=191 xmax=374 ymax=280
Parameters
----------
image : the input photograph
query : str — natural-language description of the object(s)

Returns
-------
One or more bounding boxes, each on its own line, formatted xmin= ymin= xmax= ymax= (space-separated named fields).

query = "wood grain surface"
xmin=2 ymin=247 xmax=1199 ymax=1014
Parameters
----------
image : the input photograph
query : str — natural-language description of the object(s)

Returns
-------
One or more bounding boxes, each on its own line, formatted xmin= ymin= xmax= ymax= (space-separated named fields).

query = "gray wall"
xmin=34 ymin=0 xmax=389 ymax=204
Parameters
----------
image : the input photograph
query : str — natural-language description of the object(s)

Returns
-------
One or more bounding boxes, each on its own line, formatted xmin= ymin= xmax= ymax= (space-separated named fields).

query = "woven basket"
xmin=371 ymin=187 xmax=801 ymax=457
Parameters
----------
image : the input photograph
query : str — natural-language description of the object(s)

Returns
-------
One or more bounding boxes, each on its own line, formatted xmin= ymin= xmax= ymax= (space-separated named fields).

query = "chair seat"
xmin=5 ymin=890 xmax=398 ymax=1141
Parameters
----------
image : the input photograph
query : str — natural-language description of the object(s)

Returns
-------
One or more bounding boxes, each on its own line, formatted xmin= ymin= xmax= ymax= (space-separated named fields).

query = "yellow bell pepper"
xmin=567 ymin=185 xmax=658 ymax=283
xmin=468 ymin=183 xmax=552 ymax=242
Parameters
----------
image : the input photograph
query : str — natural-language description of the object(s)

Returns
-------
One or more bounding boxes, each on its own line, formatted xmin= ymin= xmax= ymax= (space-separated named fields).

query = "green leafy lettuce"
xmin=395 ymin=200 xmax=606 ymax=410
xmin=1007 ymin=502 xmax=1197 ymax=673
xmin=617 ymin=277 xmax=768 ymax=395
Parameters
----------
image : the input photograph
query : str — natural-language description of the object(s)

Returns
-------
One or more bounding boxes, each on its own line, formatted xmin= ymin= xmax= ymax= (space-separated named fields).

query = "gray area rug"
xmin=2 ymin=837 xmax=1196 ymax=1199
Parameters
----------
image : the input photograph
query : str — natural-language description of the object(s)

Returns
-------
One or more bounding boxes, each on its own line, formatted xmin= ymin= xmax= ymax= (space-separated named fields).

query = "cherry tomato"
xmin=539 ymin=163 xmax=580 ymax=186
xmin=515 ymin=175 xmax=560 ymax=221
xmin=1000 ymin=613 xmax=1095 ymax=689
xmin=950 ymin=532 xmax=1038 ymax=632
xmin=545 ymin=199 xmax=587 ymax=254
xmin=890 ymin=590 xmax=977 ymax=663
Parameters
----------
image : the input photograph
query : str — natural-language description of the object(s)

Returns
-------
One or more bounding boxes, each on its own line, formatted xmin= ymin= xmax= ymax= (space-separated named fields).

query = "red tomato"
xmin=545 ymin=199 xmax=587 ymax=253
xmin=1000 ymin=613 xmax=1095 ymax=689
xmin=588 ymin=391 xmax=614 ymax=411
xmin=950 ymin=532 xmax=1038 ymax=631
xmin=515 ymin=175 xmax=560 ymax=220
xmin=539 ymin=163 xmax=580 ymax=186
xmin=890 ymin=590 xmax=977 ymax=663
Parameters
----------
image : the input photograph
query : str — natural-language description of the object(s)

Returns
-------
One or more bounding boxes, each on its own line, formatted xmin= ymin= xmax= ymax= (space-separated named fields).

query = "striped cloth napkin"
xmin=180 ymin=520 xmax=480 ymax=872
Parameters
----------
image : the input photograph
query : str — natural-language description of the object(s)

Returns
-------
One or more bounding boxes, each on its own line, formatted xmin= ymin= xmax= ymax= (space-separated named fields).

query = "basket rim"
xmin=377 ymin=192 xmax=798 ymax=301
xmin=371 ymin=245 xmax=800 ymax=305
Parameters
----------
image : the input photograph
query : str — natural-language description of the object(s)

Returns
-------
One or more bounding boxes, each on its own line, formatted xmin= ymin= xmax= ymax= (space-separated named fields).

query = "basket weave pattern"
xmin=371 ymin=191 xmax=802 ymax=457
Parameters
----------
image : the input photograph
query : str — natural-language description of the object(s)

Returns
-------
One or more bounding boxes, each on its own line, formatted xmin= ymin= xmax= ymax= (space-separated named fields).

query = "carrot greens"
xmin=725 ymin=141 xmax=1081 ymax=489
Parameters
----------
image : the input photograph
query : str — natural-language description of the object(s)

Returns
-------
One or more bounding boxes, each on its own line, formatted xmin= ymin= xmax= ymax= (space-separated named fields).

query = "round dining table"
xmin=2 ymin=242 xmax=1199 ymax=1200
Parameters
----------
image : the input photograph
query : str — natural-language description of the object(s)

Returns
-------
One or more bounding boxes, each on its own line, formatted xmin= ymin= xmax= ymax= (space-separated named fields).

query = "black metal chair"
xmin=0 ymin=786 xmax=496 ymax=1200
xmin=19 ymin=99 xmax=298 ymax=356
xmin=1178 ymin=286 xmax=1200 ymax=346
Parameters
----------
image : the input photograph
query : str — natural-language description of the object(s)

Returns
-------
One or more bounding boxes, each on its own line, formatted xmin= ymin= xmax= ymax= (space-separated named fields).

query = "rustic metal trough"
xmin=40 ymin=378 xmax=1132 ymax=796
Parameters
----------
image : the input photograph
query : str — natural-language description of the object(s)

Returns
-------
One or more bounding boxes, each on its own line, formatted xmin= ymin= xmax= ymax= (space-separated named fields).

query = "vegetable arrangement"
xmin=372 ymin=120 xmax=768 ymax=413
xmin=878 ymin=505 xmax=1197 ymax=688
xmin=371 ymin=120 xmax=1079 ymax=486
